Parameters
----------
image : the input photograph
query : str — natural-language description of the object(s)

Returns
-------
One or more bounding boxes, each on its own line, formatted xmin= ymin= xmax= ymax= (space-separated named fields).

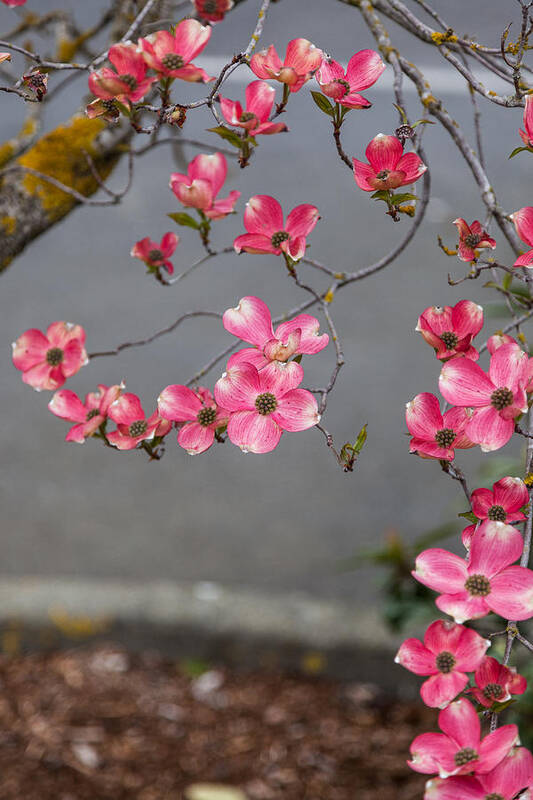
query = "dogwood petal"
xmin=465 ymin=406 xmax=515 ymax=452
xmin=352 ymin=158 xmax=376 ymax=191
xmin=284 ymin=38 xmax=322 ymax=74
xmin=439 ymin=699 xmax=479 ymax=749
xmin=489 ymin=342 xmax=529 ymax=392
xmin=421 ymin=672 xmax=468 ymax=709
xmin=439 ymin=358 xmax=494 ymax=406
xmin=171 ymin=176 xmax=213 ymax=210
xmin=477 ymin=725 xmax=520 ymax=773
xmin=12 ymin=328 xmax=49 ymax=371
xmin=480 ymin=746 xmax=533 ymax=798
xmin=48 ymin=390 xmax=87 ymax=423
xmin=173 ymin=18 xmax=211 ymax=63
xmin=227 ymin=409 xmax=282 ymax=453
xmin=214 ymin=363 xmax=261 ymax=412
xmin=468 ymin=521 xmax=523 ymax=577
xmin=177 ymin=421 xmax=215 ymax=454
xmin=470 ymin=488 xmax=494 ymax=519
xmin=223 ymin=296 xmax=274 ymax=346
xmin=406 ymin=393 xmax=442 ymax=438
xmin=250 ymin=45 xmax=282 ymax=80
xmin=396 ymin=151 xmax=427 ymax=184
xmin=227 ymin=348 xmax=267 ymax=371
xmin=408 ymin=733 xmax=457 ymax=775
xmin=207 ymin=190 xmax=241 ymax=219
xmin=259 ymin=360 xmax=304 ymax=394
xmin=275 ymin=315 xmax=329 ymax=354
xmin=452 ymin=300 xmax=484 ymax=340
xmin=246 ymin=80 xmax=275 ymax=120
xmin=272 ymin=388 xmax=320 ymax=431
xmin=189 ymin=152 xmax=227 ymax=198
xmin=489 ymin=565 xmax=533 ymax=620
xmin=512 ymin=206 xmax=533 ymax=247
xmin=285 ymin=204 xmax=320 ymax=238
xmin=244 ymin=195 xmax=284 ymax=236
xmin=365 ymin=133 xmax=403 ymax=171
xmin=346 ymin=49 xmax=386 ymax=90
xmin=423 ymin=776 xmax=485 ymax=800
xmin=108 ymin=393 xmax=145 ymax=425
xmin=413 ymin=549 xmax=468 ymax=594
xmin=158 ymin=384 xmax=202 ymax=421
xmin=493 ymin=476 xmax=529 ymax=513
xmin=61 ymin=339 xmax=87 ymax=377
xmin=436 ymin=592 xmax=490 ymax=624
xmin=395 ymin=638 xmax=436 ymax=675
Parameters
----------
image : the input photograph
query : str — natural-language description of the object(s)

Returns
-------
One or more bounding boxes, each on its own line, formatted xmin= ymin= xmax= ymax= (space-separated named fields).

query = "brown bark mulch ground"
xmin=0 ymin=644 xmax=433 ymax=800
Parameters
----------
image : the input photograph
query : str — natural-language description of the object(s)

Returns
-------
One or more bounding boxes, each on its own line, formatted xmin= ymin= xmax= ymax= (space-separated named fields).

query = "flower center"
xmin=255 ymin=392 xmax=277 ymax=415
xmin=395 ymin=123 xmax=414 ymax=141
xmin=440 ymin=331 xmax=458 ymax=349
xmin=197 ymin=407 xmax=217 ymax=427
xmin=148 ymin=249 xmax=163 ymax=263
xmin=240 ymin=111 xmax=257 ymax=123
xmin=376 ymin=169 xmax=390 ymax=180
xmin=162 ymin=53 xmax=185 ymax=70
xmin=434 ymin=428 xmax=456 ymax=448
xmin=464 ymin=233 xmax=481 ymax=248
xmin=490 ymin=387 xmax=514 ymax=410
xmin=488 ymin=505 xmax=507 ymax=522
xmin=271 ymin=230 xmax=290 ymax=248
xmin=203 ymin=0 xmax=218 ymax=10
xmin=333 ymin=77 xmax=351 ymax=96
xmin=128 ymin=419 xmax=148 ymax=437
xmin=102 ymin=98 xmax=117 ymax=110
xmin=482 ymin=683 xmax=503 ymax=701
xmin=86 ymin=408 xmax=100 ymax=421
xmin=120 ymin=73 xmax=138 ymax=90
xmin=46 ymin=347 xmax=63 ymax=366
xmin=465 ymin=574 xmax=491 ymax=596
xmin=435 ymin=651 xmax=456 ymax=674
xmin=454 ymin=747 xmax=478 ymax=767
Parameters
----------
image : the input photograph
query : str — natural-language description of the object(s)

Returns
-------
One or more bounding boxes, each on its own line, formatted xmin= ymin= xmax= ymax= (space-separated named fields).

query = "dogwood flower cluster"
xmin=397 ymin=293 xmax=533 ymax=798
xmin=11 ymin=297 xmax=327 ymax=456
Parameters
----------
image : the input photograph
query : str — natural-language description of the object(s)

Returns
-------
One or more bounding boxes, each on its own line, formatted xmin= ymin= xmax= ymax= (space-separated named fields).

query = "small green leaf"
xmin=411 ymin=119 xmax=435 ymax=128
xmin=502 ymin=272 xmax=513 ymax=290
xmin=390 ymin=192 xmax=417 ymax=205
xmin=509 ymin=145 xmax=532 ymax=159
xmin=393 ymin=103 xmax=408 ymax=124
xmin=310 ymin=91 xmax=335 ymax=116
xmin=458 ymin=511 xmax=478 ymax=524
xmin=167 ymin=212 xmax=200 ymax=230
xmin=207 ymin=125 xmax=245 ymax=149
xmin=353 ymin=423 xmax=368 ymax=454
xmin=371 ymin=189 xmax=391 ymax=201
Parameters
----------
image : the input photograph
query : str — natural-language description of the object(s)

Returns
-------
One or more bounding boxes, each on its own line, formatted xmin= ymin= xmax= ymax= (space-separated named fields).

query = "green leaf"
xmin=371 ymin=189 xmax=391 ymax=201
xmin=458 ymin=511 xmax=478 ymax=524
xmin=390 ymin=192 xmax=417 ymax=205
xmin=353 ymin=423 xmax=368 ymax=454
xmin=392 ymin=103 xmax=408 ymax=124
xmin=167 ymin=212 xmax=200 ymax=230
xmin=509 ymin=145 xmax=532 ymax=159
xmin=207 ymin=125 xmax=245 ymax=149
xmin=502 ymin=271 xmax=513 ymax=290
xmin=310 ymin=91 xmax=335 ymax=117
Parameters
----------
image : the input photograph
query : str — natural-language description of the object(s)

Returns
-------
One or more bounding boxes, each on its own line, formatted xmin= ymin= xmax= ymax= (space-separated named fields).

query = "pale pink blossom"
xmin=395 ymin=619 xmax=490 ymax=709
xmin=413 ymin=520 xmax=533 ymax=623
xmin=468 ymin=656 xmax=527 ymax=708
xmin=214 ymin=361 xmax=320 ymax=453
xmin=139 ymin=20 xmax=213 ymax=82
xmin=416 ymin=300 xmax=483 ymax=361
xmin=233 ymin=195 xmax=319 ymax=262
xmin=453 ymin=219 xmax=496 ymax=262
xmin=107 ymin=393 xmax=171 ymax=450
xmin=157 ymin=385 xmax=228 ymax=455
xmin=424 ymin=746 xmax=533 ymax=799
xmin=520 ymin=95 xmax=533 ymax=147
xmin=250 ymin=38 xmax=323 ymax=92
xmin=487 ymin=332 xmax=518 ymax=354
xmin=315 ymin=50 xmax=385 ymax=108
xmin=223 ymin=296 xmax=328 ymax=371
xmin=12 ymin=322 xmax=88 ymax=392
xmin=220 ymin=81 xmax=288 ymax=135
xmin=510 ymin=207 xmax=533 ymax=267
xmin=439 ymin=342 xmax=529 ymax=451
xmin=131 ymin=232 xmax=179 ymax=275
xmin=193 ymin=0 xmax=233 ymax=23
xmin=405 ymin=393 xmax=475 ymax=461
xmin=88 ymin=43 xmax=156 ymax=103
xmin=170 ymin=152 xmax=240 ymax=219
xmin=353 ymin=133 xmax=427 ymax=191
xmin=48 ymin=384 xmax=122 ymax=443
xmin=408 ymin=697 xmax=518 ymax=778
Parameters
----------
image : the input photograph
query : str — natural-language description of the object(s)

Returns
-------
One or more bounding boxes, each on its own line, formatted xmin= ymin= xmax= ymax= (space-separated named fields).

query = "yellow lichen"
xmin=431 ymin=30 xmax=458 ymax=45
xmin=0 ymin=141 xmax=14 ymax=169
xmin=18 ymin=115 xmax=119 ymax=221
xmin=421 ymin=94 xmax=439 ymax=108
xmin=21 ymin=116 xmax=37 ymax=137
xmin=1 ymin=216 xmax=16 ymax=235
xmin=324 ymin=288 xmax=335 ymax=304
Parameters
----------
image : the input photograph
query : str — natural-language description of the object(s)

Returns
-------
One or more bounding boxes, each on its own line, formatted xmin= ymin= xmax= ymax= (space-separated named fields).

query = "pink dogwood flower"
xmin=214 ymin=361 xmax=320 ymax=453
xmin=520 ymin=95 xmax=533 ymax=148
xmin=471 ymin=476 xmax=529 ymax=524
xmin=408 ymin=697 xmax=519 ymax=778
xmin=1 ymin=0 xmax=27 ymax=5
xmin=353 ymin=133 xmax=427 ymax=192
xmin=413 ymin=520 xmax=533 ymax=623
xmin=487 ymin=332 xmax=518 ymax=354
xmin=439 ymin=342 xmax=529 ymax=451
xmin=220 ymin=80 xmax=288 ymax=136
xmin=416 ymin=300 xmax=484 ymax=361
xmin=48 ymin=384 xmax=122 ymax=443
xmin=131 ymin=232 xmax=179 ymax=275
xmin=510 ymin=207 xmax=533 ymax=267
xmin=233 ymin=195 xmax=319 ymax=262
xmin=107 ymin=393 xmax=171 ymax=450
xmin=453 ymin=219 xmax=496 ymax=262
xmin=468 ymin=656 xmax=527 ymax=709
xmin=170 ymin=152 xmax=240 ymax=220
xmin=249 ymin=38 xmax=323 ymax=92
xmin=12 ymin=322 xmax=88 ymax=392
xmin=315 ymin=49 xmax=385 ymax=108
xmin=223 ymin=296 xmax=328 ymax=371
xmin=89 ymin=43 xmax=156 ymax=103
xmin=193 ymin=0 xmax=234 ymax=23
xmin=139 ymin=19 xmax=213 ymax=82
xmin=157 ymin=385 xmax=228 ymax=455
xmin=395 ymin=619 xmax=490 ymax=709
xmin=405 ymin=393 xmax=475 ymax=461
xmin=424 ymin=746 xmax=533 ymax=800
